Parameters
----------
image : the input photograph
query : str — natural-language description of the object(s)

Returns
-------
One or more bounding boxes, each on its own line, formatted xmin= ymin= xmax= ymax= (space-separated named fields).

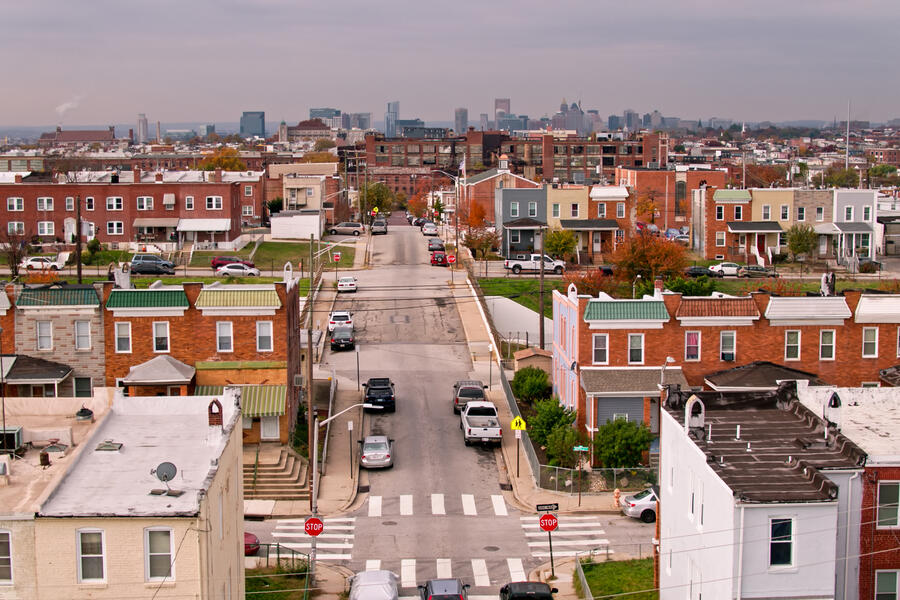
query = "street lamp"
xmin=632 ymin=274 xmax=642 ymax=299
xmin=659 ymin=356 xmax=675 ymax=389
xmin=431 ymin=169 xmax=462 ymax=268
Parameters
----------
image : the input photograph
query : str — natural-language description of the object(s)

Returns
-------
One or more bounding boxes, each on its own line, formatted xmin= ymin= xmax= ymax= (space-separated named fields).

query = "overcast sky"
xmin=2 ymin=0 xmax=897 ymax=127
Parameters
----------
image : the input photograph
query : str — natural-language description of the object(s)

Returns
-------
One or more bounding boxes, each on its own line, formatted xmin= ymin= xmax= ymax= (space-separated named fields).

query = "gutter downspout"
xmin=736 ymin=504 xmax=745 ymax=600
xmin=843 ymin=471 xmax=860 ymax=600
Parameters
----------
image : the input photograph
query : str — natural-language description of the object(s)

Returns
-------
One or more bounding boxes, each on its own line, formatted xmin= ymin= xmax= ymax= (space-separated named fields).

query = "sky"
xmin=1 ymin=0 xmax=898 ymax=128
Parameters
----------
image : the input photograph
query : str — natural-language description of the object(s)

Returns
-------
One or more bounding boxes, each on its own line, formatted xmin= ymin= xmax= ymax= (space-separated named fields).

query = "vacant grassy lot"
xmin=580 ymin=558 xmax=658 ymax=600
xmin=192 ymin=242 xmax=357 ymax=271
xmin=478 ymin=278 xmax=567 ymax=317
xmin=245 ymin=566 xmax=309 ymax=599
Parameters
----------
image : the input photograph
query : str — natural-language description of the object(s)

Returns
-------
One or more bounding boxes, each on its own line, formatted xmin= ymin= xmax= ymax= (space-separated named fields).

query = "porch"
xmin=726 ymin=221 xmax=783 ymax=265
xmin=559 ymin=218 xmax=620 ymax=264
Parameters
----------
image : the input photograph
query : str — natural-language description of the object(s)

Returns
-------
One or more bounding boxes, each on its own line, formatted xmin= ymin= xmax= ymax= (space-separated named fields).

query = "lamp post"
xmin=659 ymin=356 xmax=675 ymax=388
xmin=431 ymin=169 xmax=462 ymax=269
xmin=310 ymin=402 xmax=381 ymax=580
xmin=632 ymin=274 xmax=642 ymax=299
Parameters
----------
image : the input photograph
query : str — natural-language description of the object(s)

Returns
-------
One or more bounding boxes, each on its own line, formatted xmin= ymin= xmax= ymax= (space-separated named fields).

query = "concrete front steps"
xmin=243 ymin=445 xmax=310 ymax=501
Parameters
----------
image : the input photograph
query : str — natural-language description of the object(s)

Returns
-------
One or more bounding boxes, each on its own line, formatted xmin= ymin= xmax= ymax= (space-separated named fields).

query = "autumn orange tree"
xmin=609 ymin=232 xmax=688 ymax=282
xmin=197 ymin=147 xmax=247 ymax=171
xmin=563 ymin=268 xmax=618 ymax=297
xmin=636 ymin=188 xmax=662 ymax=224
xmin=467 ymin=201 xmax=487 ymax=228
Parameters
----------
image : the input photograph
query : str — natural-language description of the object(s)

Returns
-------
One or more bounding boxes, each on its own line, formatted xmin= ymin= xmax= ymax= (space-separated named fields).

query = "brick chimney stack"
xmin=132 ymin=166 xmax=141 ymax=183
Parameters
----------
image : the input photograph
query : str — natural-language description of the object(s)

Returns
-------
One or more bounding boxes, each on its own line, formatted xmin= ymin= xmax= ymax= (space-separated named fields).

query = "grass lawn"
xmin=191 ymin=242 xmax=357 ymax=271
xmin=478 ymin=278 xmax=567 ymax=317
xmin=579 ymin=558 xmax=657 ymax=600
xmin=245 ymin=566 xmax=309 ymax=599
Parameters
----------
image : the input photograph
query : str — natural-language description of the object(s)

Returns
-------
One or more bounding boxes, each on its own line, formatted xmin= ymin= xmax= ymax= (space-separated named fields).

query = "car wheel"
xmin=512 ymin=265 xmax=522 ymax=274
xmin=464 ymin=436 xmax=471 ymax=447
xmin=51 ymin=265 xmax=59 ymax=271
xmin=641 ymin=509 xmax=656 ymax=523
xmin=330 ymin=229 xmax=338 ymax=235
xmin=554 ymin=266 xmax=563 ymax=275
xmin=353 ymin=231 xmax=360 ymax=236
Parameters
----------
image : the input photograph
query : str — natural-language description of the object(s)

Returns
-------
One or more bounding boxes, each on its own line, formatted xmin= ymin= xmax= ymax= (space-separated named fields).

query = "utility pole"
xmin=538 ymin=226 xmax=545 ymax=350
xmin=307 ymin=235 xmax=315 ymax=507
xmin=75 ymin=194 xmax=83 ymax=283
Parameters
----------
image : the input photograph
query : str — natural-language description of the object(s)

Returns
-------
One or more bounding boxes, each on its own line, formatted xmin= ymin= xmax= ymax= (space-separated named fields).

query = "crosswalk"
xmin=366 ymin=493 xmax=510 ymax=517
xmin=520 ymin=514 xmax=611 ymax=558
xmin=356 ymin=557 xmax=528 ymax=591
xmin=273 ymin=517 xmax=356 ymax=560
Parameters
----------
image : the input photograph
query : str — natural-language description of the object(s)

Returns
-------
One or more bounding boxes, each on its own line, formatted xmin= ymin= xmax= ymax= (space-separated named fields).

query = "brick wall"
xmin=859 ymin=465 xmax=900 ymax=600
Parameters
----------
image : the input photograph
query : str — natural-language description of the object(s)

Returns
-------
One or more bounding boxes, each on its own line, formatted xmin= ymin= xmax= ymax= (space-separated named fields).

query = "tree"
xmin=636 ymin=188 xmax=662 ymax=224
xmin=528 ymin=398 xmax=575 ymax=448
xmin=1 ymin=228 xmax=32 ymax=279
xmin=361 ymin=182 xmax=394 ymax=214
xmin=562 ymin=268 xmax=618 ymax=297
xmin=673 ymin=144 xmax=686 ymax=153
xmin=609 ymin=232 xmax=688 ymax=282
xmin=823 ymin=167 xmax=859 ymax=188
xmin=593 ymin=419 xmax=653 ymax=468
xmin=313 ymin=138 xmax=336 ymax=152
xmin=870 ymin=164 xmax=897 ymax=178
xmin=545 ymin=425 xmax=582 ymax=468
xmin=267 ymin=197 xmax=283 ymax=215
xmin=745 ymin=165 xmax=788 ymax=188
xmin=543 ymin=228 xmax=577 ymax=261
xmin=463 ymin=227 xmax=500 ymax=260
xmin=466 ymin=201 xmax=487 ymax=228
xmin=510 ymin=366 xmax=551 ymax=405
xmin=786 ymin=223 xmax=816 ymax=260
xmin=197 ymin=147 xmax=247 ymax=171
xmin=666 ymin=276 xmax=717 ymax=296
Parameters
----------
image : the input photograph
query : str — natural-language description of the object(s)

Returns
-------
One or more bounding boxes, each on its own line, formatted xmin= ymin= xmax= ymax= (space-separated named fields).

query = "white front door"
xmin=592 ymin=232 xmax=602 ymax=252
xmin=819 ymin=235 xmax=828 ymax=256
xmin=261 ymin=416 xmax=280 ymax=440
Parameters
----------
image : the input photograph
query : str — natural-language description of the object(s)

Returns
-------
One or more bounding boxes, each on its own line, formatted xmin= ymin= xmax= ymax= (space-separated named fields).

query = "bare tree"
xmin=52 ymin=156 xmax=93 ymax=283
xmin=1 ymin=228 xmax=33 ymax=279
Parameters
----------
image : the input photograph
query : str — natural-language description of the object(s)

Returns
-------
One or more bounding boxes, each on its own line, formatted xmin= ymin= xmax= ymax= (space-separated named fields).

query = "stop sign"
xmin=539 ymin=513 xmax=558 ymax=532
xmin=333 ymin=252 xmax=341 ymax=263
xmin=305 ymin=516 xmax=324 ymax=537
xmin=447 ymin=255 xmax=457 ymax=264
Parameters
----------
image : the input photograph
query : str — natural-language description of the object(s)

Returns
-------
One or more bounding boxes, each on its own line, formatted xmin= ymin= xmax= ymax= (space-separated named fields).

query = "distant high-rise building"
xmin=623 ymin=109 xmax=640 ymax=131
xmin=385 ymin=101 xmax=400 ymax=136
xmin=240 ymin=111 xmax=265 ymax=138
xmin=650 ymin=110 xmax=664 ymax=129
xmin=200 ymin=124 xmax=216 ymax=138
xmin=454 ymin=108 xmax=468 ymax=134
xmin=494 ymin=98 xmax=510 ymax=122
xmin=642 ymin=113 xmax=652 ymax=128
xmin=310 ymin=107 xmax=342 ymax=129
xmin=608 ymin=114 xmax=622 ymax=130
xmin=348 ymin=113 xmax=372 ymax=129
xmin=480 ymin=113 xmax=489 ymax=131
xmin=136 ymin=113 xmax=148 ymax=143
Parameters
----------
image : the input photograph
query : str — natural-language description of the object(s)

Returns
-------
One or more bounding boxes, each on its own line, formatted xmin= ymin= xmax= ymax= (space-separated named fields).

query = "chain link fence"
xmin=539 ymin=465 xmax=657 ymax=494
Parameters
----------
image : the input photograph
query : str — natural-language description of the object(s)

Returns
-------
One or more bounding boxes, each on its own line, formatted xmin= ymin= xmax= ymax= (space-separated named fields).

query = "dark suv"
xmin=363 ymin=377 xmax=396 ymax=412
xmin=419 ymin=579 xmax=470 ymax=600
xmin=211 ymin=255 xmax=255 ymax=269
xmin=499 ymin=582 xmax=557 ymax=600
xmin=130 ymin=254 xmax=175 ymax=275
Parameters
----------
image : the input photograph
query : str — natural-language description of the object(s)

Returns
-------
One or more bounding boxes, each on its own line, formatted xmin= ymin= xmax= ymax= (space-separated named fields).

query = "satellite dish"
xmin=152 ymin=462 xmax=178 ymax=483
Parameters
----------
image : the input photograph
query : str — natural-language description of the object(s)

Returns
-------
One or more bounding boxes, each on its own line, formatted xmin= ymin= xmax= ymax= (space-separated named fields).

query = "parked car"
xmin=737 ymin=265 xmax=778 ymax=278
xmin=499 ymin=582 xmax=558 ymax=600
xmin=419 ymin=579 xmax=470 ymax=600
xmin=359 ymin=435 xmax=393 ymax=469
xmin=216 ymin=263 xmax=261 ymax=277
xmin=431 ymin=250 xmax=448 ymax=266
xmin=349 ymin=570 xmax=399 ymax=600
xmin=130 ymin=254 xmax=175 ymax=275
xmin=460 ymin=401 xmax=502 ymax=446
xmin=428 ymin=238 xmax=445 ymax=252
xmin=708 ymin=262 xmax=741 ymax=276
xmin=413 ymin=217 xmax=427 ymax=227
xmin=20 ymin=256 xmax=64 ymax=270
xmin=684 ymin=265 xmax=715 ymax=278
xmin=330 ymin=327 xmax=355 ymax=351
xmin=328 ymin=310 xmax=353 ymax=332
xmin=371 ymin=220 xmax=388 ymax=235
xmin=210 ymin=255 xmax=254 ymax=269
xmin=330 ymin=222 xmax=365 ymax=236
xmin=858 ymin=258 xmax=883 ymax=273
xmin=422 ymin=222 xmax=438 ymax=236
xmin=620 ymin=485 xmax=660 ymax=523
xmin=244 ymin=532 xmax=260 ymax=556
xmin=363 ymin=377 xmax=396 ymax=412
xmin=337 ymin=276 xmax=358 ymax=293
xmin=451 ymin=380 xmax=487 ymax=414
xmin=673 ymin=234 xmax=691 ymax=245
xmin=504 ymin=254 xmax=565 ymax=275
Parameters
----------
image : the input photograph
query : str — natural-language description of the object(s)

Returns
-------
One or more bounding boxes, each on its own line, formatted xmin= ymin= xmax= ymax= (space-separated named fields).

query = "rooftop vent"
xmin=75 ymin=406 xmax=94 ymax=422
xmin=95 ymin=439 xmax=123 ymax=452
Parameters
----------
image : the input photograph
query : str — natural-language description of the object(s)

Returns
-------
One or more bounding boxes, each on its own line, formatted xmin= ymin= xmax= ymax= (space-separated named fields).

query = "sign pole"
xmin=548 ymin=528 xmax=555 ymax=578
xmin=517 ymin=436 xmax=520 ymax=478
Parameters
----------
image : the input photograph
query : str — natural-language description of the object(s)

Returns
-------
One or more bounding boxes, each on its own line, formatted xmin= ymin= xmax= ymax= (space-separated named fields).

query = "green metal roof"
xmin=583 ymin=300 xmax=669 ymax=321
xmin=713 ymin=189 xmax=751 ymax=201
xmin=17 ymin=288 xmax=100 ymax=307
xmin=195 ymin=289 xmax=281 ymax=308
xmin=106 ymin=289 xmax=189 ymax=309
xmin=195 ymin=384 xmax=286 ymax=417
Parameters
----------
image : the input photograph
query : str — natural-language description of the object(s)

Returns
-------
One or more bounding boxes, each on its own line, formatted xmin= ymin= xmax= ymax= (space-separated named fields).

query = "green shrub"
xmin=593 ymin=419 xmax=653 ymax=468
xmin=529 ymin=397 xmax=574 ymax=448
xmin=545 ymin=425 xmax=581 ymax=468
xmin=510 ymin=366 xmax=551 ymax=404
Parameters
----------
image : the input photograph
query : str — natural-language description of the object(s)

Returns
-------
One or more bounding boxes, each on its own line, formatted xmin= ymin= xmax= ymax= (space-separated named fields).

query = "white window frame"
xmin=864 ymin=205 xmax=872 ymax=221
xmin=66 ymin=196 xmax=75 ymax=211
xmin=570 ymin=203 xmax=579 ymax=218
xmin=816 ymin=206 xmax=824 ymax=221
xmin=85 ymin=196 xmax=94 ymax=211
xmin=845 ymin=205 xmax=853 ymax=221
xmin=36 ymin=321 xmax=52 ymax=351
xmin=877 ymin=481 xmax=899 ymax=528
xmin=185 ymin=196 xmax=194 ymax=210
xmin=715 ymin=231 xmax=726 ymax=247
xmin=875 ymin=570 xmax=898 ymax=600
xmin=820 ymin=330 xmax=835 ymax=360
xmin=797 ymin=206 xmax=805 ymax=221
xmin=510 ymin=202 xmax=519 ymax=218
xmin=206 ymin=196 xmax=223 ymax=210
xmin=257 ymin=321 xmax=273 ymax=352
xmin=616 ymin=202 xmax=625 ymax=219
xmin=6 ymin=197 xmax=23 ymax=212
xmin=244 ymin=185 xmax=253 ymax=197
xmin=768 ymin=517 xmax=794 ymax=568
xmin=734 ymin=205 xmax=743 ymax=220
xmin=242 ymin=205 xmax=254 ymax=217
xmin=144 ymin=527 xmax=174 ymax=582
xmin=762 ymin=205 xmax=771 ymax=220
xmin=627 ymin=333 xmax=644 ymax=365
xmin=0 ymin=530 xmax=11 ymax=583
xmin=720 ymin=331 xmax=736 ymax=361
xmin=592 ymin=334 xmax=608 ymax=364
xmin=74 ymin=320 xmax=91 ymax=350
xmin=37 ymin=221 xmax=54 ymax=236
xmin=784 ymin=330 xmax=801 ymax=361
xmin=597 ymin=203 xmax=606 ymax=218
xmin=552 ymin=203 xmax=560 ymax=218
xmin=863 ymin=326 xmax=879 ymax=358
xmin=107 ymin=221 xmax=124 ymax=235
xmin=115 ymin=322 xmax=132 ymax=353
xmin=217 ymin=321 xmax=233 ymax=352
xmin=685 ymin=331 xmax=700 ymax=361
xmin=780 ymin=205 xmax=789 ymax=220
xmin=76 ymin=529 xmax=106 ymax=583
xmin=37 ymin=197 xmax=53 ymax=211
xmin=106 ymin=196 xmax=123 ymax=211
xmin=528 ymin=201 xmax=537 ymax=217
xmin=152 ymin=321 xmax=170 ymax=353
xmin=510 ymin=230 xmax=520 ymax=244
xmin=7 ymin=222 xmax=24 ymax=235
xmin=136 ymin=196 xmax=154 ymax=211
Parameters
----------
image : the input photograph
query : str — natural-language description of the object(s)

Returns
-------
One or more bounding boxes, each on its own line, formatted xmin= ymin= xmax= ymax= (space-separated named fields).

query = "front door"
xmin=593 ymin=232 xmax=602 ymax=252
xmin=819 ymin=235 xmax=828 ymax=256
xmin=261 ymin=416 xmax=280 ymax=440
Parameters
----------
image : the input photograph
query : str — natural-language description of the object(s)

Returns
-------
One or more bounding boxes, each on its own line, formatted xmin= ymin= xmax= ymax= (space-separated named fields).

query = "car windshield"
xmin=363 ymin=441 xmax=389 ymax=452
xmin=333 ymin=329 xmax=352 ymax=339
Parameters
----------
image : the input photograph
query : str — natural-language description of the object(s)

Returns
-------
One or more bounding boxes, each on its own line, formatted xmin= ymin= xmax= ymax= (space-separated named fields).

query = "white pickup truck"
xmin=460 ymin=401 xmax=502 ymax=446
xmin=504 ymin=253 xmax=565 ymax=275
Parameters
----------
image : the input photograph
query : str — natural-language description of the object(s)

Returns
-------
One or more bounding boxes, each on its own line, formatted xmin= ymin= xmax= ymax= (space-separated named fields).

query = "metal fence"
xmin=246 ymin=544 xmax=311 ymax=600
xmin=319 ymin=368 xmax=338 ymax=476
xmin=539 ymin=465 xmax=657 ymax=494
xmin=574 ymin=545 xmax=658 ymax=600
xmin=498 ymin=366 xmax=541 ymax=486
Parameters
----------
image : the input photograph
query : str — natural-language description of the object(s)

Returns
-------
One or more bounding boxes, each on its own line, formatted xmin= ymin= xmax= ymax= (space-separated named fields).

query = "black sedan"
xmin=428 ymin=238 xmax=445 ymax=252
xmin=684 ymin=266 xmax=716 ymax=278
xmin=330 ymin=328 xmax=355 ymax=351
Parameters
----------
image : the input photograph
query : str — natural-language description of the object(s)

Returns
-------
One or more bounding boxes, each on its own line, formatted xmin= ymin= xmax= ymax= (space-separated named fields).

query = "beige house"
xmin=750 ymin=188 xmax=796 ymax=246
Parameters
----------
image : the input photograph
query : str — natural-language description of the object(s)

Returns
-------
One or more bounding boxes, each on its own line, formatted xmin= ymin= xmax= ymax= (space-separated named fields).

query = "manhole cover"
xmin=483 ymin=546 xmax=500 ymax=552
xmin=390 ymin=315 xmax=410 ymax=324
xmin=382 ymin=521 xmax=397 ymax=526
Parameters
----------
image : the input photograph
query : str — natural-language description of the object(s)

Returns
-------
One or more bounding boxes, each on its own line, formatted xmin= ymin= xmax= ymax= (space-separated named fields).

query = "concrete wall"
xmin=271 ymin=212 xmax=322 ymax=240
xmin=485 ymin=296 xmax=551 ymax=349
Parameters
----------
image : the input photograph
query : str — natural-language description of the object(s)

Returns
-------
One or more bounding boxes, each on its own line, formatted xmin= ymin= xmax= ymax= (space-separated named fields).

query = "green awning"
xmin=195 ymin=384 xmax=286 ymax=417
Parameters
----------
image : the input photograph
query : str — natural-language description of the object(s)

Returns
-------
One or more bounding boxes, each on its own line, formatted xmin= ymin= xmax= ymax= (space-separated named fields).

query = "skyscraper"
xmin=623 ymin=109 xmax=640 ymax=131
xmin=385 ymin=101 xmax=399 ymax=136
xmin=454 ymin=108 xmax=468 ymax=135
xmin=480 ymin=113 xmax=489 ymax=131
xmin=494 ymin=98 xmax=510 ymax=123
xmin=240 ymin=111 xmax=266 ymax=138
xmin=136 ymin=113 xmax=148 ymax=143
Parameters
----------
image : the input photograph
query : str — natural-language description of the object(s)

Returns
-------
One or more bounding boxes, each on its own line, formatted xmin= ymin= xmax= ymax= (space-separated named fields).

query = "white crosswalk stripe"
xmin=400 ymin=494 xmax=413 ymax=516
xmin=519 ymin=515 xmax=612 ymax=558
xmin=431 ymin=493 xmax=445 ymax=515
xmin=491 ymin=495 xmax=508 ymax=516
xmin=436 ymin=558 xmax=452 ymax=579
xmin=506 ymin=558 xmax=525 ymax=582
xmin=461 ymin=494 xmax=477 ymax=515
xmin=358 ymin=493 xmax=512 ymax=517
xmin=401 ymin=559 xmax=416 ymax=588
xmin=352 ymin=558 xmax=534 ymax=591
xmin=471 ymin=559 xmax=490 ymax=587
xmin=273 ymin=517 xmax=356 ymax=561
xmin=369 ymin=495 xmax=383 ymax=517
xmin=366 ymin=559 xmax=381 ymax=571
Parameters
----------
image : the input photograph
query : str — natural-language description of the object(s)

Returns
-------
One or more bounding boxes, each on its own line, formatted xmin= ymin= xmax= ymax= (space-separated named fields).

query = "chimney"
xmin=207 ymin=399 xmax=223 ymax=446
xmin=654 ymin=276 xmax=664 ymax=299
xmin=132 ymin=166 xmax=141 ymax=183
xmin=214 ymin=168 xmax=223 ymax=183
xmin=128 ymin=128 xmax=134 ymax=142
xmin=14 ymin=174 xmax=22 ymax=184
xmin=155 ymin=172 xmax=163 ymax=183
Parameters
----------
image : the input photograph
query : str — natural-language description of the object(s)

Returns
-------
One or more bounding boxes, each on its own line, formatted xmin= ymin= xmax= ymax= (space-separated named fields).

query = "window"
xmin=616 ymin=202 xmax=625 ymax=218
xmin=875 ymin=571 xmax=898 ymax=600
xmin=36 ymin=321 xmax=52 ymax=350
xmin=864 ymin=206 xmax=872 ymax=221
xmin=863 ymin=327 xmax=879 ymax=357
xmin=0 ymin=531 xmax=10 ymax=582
xmin=244 ymin=185 xmax=253 ymax=197
xmin=510 ymin=202 xmax=519 ymax=217
xmin=762 ymin=205 xmax=771 ymax=220
xmin=720 ymin=331 xmax=736 ymax=361
xmin=612 ymin=413 xmax=628 ymax=421
xmin=66 ymin=196 xmax=75 ymax=211
xmin=628 ymin=334 xmax=644 ymax=364
xmin=77 ymin=529 xmax=105 ymax=582
xmin=115 ymin=322 xmax=131 ymax=353
xmin=734 ymin=205 xmax=743 ymax=220
xmin=206 ymin=196 xmax=223 ymax=210
xmin=845 ymin=206 xmax=853 ymax=221
xmin=716 ymin=231 xmax=726 ymax=247
xmin=780 ymin=205 xmax=789 ymax=220
xmin=107 ymin=221 xmax=123 ymax=235
xmin=37 ymin=197 xmax=53 ymax=211
xmin=7 ymin=222 xmax=23 ymax=235
xmin=785 ymin=330 xmax=800 ymax=360
xmin=877 ymin=482 xmax=899 ymax=527
xmin=153 ymin=322 xmax=170 ymax=353
xmin=145 ymin=528 xmax=174 ymax=581
xmin=242 ymin=205 xmax=254 ymax=216
xmin=306 ymin=188 xmax=314 ymax=197
xmin=820 ymin=330 xmax=835 ymax=360
xmin=85 ymin=196 xmax=94 ymax=211
xmin=217 ymin=322 xmax=233 ymax=352
xmin=597 ymin=203 xmax=606 ymax=218
xmin=570 ymin=203 xmax=579 ymax=218
xmin=769 ymin=518 xmax=793 ymax=567
xmin=797 ymin=207 xmax=805 ymax=221
xmin=75 ymin=321 xmax=91 ymax=350
xmin=528 ymin=202 xmax=537 ymax=217
xmin=37 ymin=221 xmax=54 ymax=236
xmin=136 ymin=196 xmax=153 ymax=210
xmin=185 ymin=196 xmax=194 ymax=210
xmin=816 ymin=206 xmax=824 ymax=221
xmin=778 ymin=232 xmax=787 ymax=246
xmin=6 ymin=197 xmax=23 ymax=211
xmin=715 ymin=205 xmax=724 ymax=220
xmin=74 ymin=377 xmax=92 ymax=398
xmin=685 ymin=331 xmax=700 ymax=361
xmin=510 ymin=230 xmax=520 ymax=244
xmin=592 ymin=334 xmax=608 ymax=364
xmin=257 ymin=321 xmax=273 ymax=352
xmin=106 ymin=196 xmax=123 ymax=211
xmin=552 ymin=203 xmax=560 ymax=218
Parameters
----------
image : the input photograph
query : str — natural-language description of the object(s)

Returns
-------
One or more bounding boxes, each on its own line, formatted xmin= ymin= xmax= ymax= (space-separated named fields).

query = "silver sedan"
xmin=360 ymin=435 xmax=394 ymax=469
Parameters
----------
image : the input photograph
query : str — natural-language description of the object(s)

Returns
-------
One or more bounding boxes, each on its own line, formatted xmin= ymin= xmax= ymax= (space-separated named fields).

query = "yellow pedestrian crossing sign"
xmin=373 ymin=206 xmax=379 ymax=213
xmin=510 ymin=416 xmax=527 ymax=431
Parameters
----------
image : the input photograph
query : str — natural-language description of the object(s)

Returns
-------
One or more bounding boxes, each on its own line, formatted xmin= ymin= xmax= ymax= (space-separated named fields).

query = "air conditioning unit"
xmin=721 ymin=353 xmax=735 ymax=362
xmin=0 ymin=427 xmax=24 ymax=453
xmin=293 ymin=374 xmax=304 ymax=387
